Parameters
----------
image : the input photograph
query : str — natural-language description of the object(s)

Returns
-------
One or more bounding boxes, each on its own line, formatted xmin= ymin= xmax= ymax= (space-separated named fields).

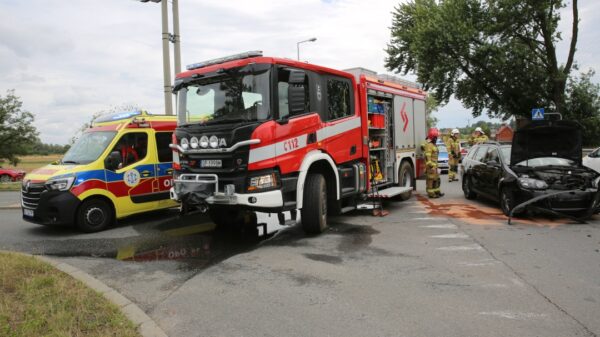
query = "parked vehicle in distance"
xmin=437 ymin=144 xmax=449 ymax=173
xmin=582 ymin=147 xmax=600 ymax=173
xmin=21 ymin=111 xmax=178 ymax=232
xmin=461 ymin=121 xmax=600 ymax=218
xmin=459 ymin=140 xmax=470 ymax=159
xmin=0 ymin=167 xmax=26 ymax=182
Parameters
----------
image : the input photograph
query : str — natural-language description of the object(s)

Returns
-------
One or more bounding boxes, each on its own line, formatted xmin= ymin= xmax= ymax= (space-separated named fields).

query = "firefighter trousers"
xmin=426 ymin=167 xmax=441 ymax=198
xmin=448 ymin=158 xmax=459 ymax=182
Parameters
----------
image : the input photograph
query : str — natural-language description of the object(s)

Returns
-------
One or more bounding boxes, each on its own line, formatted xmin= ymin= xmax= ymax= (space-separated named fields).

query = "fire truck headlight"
xmin=200 ymin=136 xmax=209 ymax=148
xmin=209 ymin=135 xmax=219 ymax=148
xmin=190 ymin=137 xmax=199 ymax=149
xmin=180 ymin=138 xmax=189 ymax=150
xmin=247 ymin=173 xmax=278 ymax=192
xmin=45 ymin=176 xmax=75 ymax=191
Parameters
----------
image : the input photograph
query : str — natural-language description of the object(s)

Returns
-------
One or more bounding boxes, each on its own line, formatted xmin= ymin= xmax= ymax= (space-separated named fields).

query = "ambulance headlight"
xmin=190 ymin=137 xmax=199 ymax=149
xmin=45 ymin=176 xmax=75 ymax=191
xmin=180 ymin=138 xmax=189 ymax=149
xmin=200 ymin=136 xmax=209 ymax=148
xmin=209 ymin=135 xmax=218 ymax=148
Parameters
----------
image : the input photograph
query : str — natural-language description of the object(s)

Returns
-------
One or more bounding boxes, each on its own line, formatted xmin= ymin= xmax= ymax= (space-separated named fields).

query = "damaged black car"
xmin=461 ymin=120 xmax=600 ymax=222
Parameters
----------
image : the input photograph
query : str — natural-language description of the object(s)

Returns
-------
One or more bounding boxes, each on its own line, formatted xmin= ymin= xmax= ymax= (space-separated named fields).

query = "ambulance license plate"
xmin=23 ymin=208 xmax=34 ymax=217
xmin=200 ymin=160 xmax=222 ymax=168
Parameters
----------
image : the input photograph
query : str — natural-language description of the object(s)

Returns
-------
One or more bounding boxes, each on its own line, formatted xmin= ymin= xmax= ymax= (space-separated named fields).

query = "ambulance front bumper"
xmin=170 ymin=174 xmax=283 ymax=209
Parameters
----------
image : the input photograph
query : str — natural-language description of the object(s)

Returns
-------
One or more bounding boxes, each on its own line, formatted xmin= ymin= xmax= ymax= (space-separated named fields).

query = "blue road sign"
xmin=532 ymin=108 xmax=545 ymax=120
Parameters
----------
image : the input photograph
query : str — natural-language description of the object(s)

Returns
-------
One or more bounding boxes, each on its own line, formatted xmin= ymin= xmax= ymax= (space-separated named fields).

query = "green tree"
xmin=385 ymin=0 xmax=579 ymax=119
xmin=564 ymin=70 xmax=600 ymax=146
xmin=426 ymin=95 xmax=439 ymax=128
xmin=0 ymin=90 xmax=39 ymax=165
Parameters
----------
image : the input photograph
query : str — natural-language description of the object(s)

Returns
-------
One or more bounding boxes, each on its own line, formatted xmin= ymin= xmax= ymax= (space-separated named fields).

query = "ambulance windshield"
xmin=176 ymin=66 xmax=271 ymax=126
xmin=62 ymin=131 xmax=116 ymax=165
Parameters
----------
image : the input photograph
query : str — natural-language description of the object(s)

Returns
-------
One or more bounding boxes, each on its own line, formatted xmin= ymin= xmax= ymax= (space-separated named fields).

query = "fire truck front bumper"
xmin=170 ymin=174 xmax=284 ymax=209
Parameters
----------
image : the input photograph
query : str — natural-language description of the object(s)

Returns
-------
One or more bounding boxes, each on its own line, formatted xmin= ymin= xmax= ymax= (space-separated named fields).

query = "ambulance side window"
xmin=156 ymin=132 xmax=173 ymax=163
xmin=108 ymin=132 xmax=148 ymax=170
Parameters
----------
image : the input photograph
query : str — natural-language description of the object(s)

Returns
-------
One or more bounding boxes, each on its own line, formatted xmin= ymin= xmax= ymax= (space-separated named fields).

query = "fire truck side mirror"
xmin=288 ymin=70 xmax=307 ymax=116
xmin=104 ymin=151 xmax=122 ymax=171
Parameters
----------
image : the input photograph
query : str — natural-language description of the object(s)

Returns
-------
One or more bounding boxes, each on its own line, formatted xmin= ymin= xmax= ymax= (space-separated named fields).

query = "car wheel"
xmin=500 ymin=187 xmax=522 ymax=217
xmin=76 ymin=198 xmax=113 ymax=233
xmin=301 ymin=173 xmax=328 ymax=234
xmin=462 ymin=175 xmax=476 ymax=199
xmin=395 ymin=161 xmax=414 ymax=201
xmin=0 ymin=174 xmax=11 ymax=183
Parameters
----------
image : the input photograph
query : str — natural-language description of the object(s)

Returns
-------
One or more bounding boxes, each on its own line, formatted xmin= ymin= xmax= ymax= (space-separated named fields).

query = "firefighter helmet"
xmin=427 ymin=128 xmax=439 ymax=139
xmin=475 ymin=127 xmax=483 ymax=133
xmin=451 ymin=128 xmax=460 ymax=135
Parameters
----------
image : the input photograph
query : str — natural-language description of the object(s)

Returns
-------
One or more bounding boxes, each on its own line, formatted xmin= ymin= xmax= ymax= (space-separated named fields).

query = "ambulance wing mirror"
xmin=288 ymin=70 xmax=307 ymax=116
xmin=104 ymin=151 xmax=122 ymax=171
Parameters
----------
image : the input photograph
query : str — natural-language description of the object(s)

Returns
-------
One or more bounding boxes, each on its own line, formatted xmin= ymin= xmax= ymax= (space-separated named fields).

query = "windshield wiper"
xmin=61 ymin=160 xmax=80 ymax=165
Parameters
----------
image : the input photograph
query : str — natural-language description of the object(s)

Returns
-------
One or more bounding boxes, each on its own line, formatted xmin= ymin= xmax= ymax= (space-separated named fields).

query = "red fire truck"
xmin=169 ymin=51 xmax=427 ymax=234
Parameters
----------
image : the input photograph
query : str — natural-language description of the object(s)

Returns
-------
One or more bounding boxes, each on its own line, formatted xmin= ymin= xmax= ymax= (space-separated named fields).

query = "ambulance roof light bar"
xmin=186 ymin=51 xmax=263 ymax=71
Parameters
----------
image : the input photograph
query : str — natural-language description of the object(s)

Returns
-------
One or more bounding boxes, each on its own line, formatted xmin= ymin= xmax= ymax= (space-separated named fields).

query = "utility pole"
xmin=172 ymin=0 xmax=182 ymax=75
xmin=160 ymin=0 xmax=173 ymax=115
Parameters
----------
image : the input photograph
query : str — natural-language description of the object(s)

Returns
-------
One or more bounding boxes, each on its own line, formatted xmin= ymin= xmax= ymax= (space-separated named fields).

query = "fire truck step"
xmin=368 ymin=186 xmax=412 ymax=198
xmin=356 ymin=203 xmax=379 ymax=210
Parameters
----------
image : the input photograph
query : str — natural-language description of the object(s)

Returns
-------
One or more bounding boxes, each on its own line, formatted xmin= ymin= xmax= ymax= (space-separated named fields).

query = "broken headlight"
xmin=518 ymin=177 xmax=548 ymax=190
xmin=592 ymin=176 xmax=600 ymax=189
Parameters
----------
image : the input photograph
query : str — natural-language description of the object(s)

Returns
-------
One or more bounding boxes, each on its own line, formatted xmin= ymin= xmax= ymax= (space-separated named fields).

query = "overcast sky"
xmin=1 ymin=0 xmax=598 ymax=144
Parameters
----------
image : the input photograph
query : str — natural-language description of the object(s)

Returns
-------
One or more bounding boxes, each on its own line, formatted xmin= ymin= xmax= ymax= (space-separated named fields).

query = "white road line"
xmin=479 ymin=311 xmax=547 ymax=320
xmin=430 ymin=233 xmax=470 ymax=239
xmin=420 ymin=224 xmax=458 ymax=229
xmin=436 ymin=244 xmax=484 ymax=251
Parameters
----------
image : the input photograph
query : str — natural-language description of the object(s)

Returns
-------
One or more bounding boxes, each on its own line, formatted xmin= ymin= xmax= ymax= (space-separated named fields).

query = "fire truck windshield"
xmin=176 ymin=67 xmax=271 ymax=126
xmin=61 ymin=131 xmax=117 ymax=165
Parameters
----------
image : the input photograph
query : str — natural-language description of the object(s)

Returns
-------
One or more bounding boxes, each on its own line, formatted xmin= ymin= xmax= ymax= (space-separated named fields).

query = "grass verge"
xmin=0 ymin=252 xmax=140 ymax=337
xmin=0 ymin=182 xmax=21 ymax=192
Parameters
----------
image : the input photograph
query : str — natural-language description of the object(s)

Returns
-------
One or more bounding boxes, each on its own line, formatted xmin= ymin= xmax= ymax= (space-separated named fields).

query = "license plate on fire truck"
xmin=200 ymin=160 xmax=222 ymax=168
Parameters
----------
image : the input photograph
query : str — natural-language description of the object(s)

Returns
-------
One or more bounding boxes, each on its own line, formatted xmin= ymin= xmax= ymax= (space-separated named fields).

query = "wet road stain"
xmin=415 ymin=194 xmax=576 ymax=228
xmin=303 ymin=253 xmax=343 ymax=264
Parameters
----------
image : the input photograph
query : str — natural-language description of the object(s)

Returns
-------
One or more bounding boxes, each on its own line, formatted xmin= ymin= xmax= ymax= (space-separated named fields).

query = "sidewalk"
xmin=0 ymin=191 xmax=21 ymax=209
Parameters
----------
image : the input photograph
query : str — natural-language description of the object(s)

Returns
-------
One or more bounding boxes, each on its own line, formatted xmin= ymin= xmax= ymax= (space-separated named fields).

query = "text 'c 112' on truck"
xmin=169 ymin=51 xmax=427 ymax=234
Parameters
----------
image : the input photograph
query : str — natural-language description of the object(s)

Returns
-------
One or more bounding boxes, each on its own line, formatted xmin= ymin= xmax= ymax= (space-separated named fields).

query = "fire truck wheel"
xmin=76 ymin=198 xmax=113 ymax=233
xmin=301 ymin=173 xmax=328 ymax=234
xmin=396 ymin=161 xmax=414 ymax=201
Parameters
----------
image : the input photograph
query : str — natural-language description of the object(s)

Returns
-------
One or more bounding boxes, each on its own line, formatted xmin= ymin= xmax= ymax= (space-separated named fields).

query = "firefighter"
xmin=469 ymin=127 xmax=489 ymax=145
xmin=447 ymin=128 xmax=461 ymax=182
xmin=424 ymin=128 xmax=444 ymax=198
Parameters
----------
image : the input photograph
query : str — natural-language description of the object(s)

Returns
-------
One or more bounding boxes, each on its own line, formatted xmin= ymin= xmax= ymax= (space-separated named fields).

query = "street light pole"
xmin=296 ymin=37 xmax=317 ymax=61
xmin=160 ymin=0 xmax=173 ymax=115
xmin=172 ymin=0 xmax=181 ymax=75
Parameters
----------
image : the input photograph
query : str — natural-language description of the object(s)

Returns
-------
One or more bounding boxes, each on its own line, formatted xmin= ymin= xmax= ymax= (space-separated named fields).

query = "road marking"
xmin=479 ymin=311 xmax=547 ymax=320
xmin=436 ymin=244 xmax=483 ymax=251
xmin=430 ymin=233 xmax=469 ymax=239
xmin=420 ymin=224 xmax=457 ymax=229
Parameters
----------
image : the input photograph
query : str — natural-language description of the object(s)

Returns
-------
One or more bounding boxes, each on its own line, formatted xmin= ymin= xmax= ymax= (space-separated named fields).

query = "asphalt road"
xmin=0 ymin=181 xmax=599 ymax=337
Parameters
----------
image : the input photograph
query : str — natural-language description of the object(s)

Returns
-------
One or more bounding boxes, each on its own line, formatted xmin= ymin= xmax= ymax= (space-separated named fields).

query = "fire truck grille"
xmin=21 ymin=183 xmax=45 ymax=209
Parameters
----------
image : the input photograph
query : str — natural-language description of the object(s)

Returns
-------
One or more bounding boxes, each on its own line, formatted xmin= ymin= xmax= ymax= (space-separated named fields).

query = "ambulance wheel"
xmin=76 ymin=198 xmax=113 ymax=233
xmin=395 ymin=161 xmax=414 ymax=201
xmin=301 ymin=173 xmax=327 ymax=234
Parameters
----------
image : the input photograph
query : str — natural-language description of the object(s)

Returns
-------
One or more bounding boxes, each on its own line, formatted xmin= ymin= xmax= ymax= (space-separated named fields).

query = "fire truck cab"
xmin=170 ymin=51 xmax=426 ymax=234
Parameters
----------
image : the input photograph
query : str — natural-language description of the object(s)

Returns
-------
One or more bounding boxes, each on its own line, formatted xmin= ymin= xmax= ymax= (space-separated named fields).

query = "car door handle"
xmin=141 ymin=170 xmax=151 ymax=177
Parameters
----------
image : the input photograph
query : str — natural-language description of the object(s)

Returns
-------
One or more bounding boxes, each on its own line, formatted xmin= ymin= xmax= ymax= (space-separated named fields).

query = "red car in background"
xmin=0 ymin=167 xmax=26 ymax=183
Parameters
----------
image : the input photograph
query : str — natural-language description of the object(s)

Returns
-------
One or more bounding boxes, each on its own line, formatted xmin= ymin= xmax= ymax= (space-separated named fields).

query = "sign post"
xmin=531 ymin=108 xmax=545 ymax=120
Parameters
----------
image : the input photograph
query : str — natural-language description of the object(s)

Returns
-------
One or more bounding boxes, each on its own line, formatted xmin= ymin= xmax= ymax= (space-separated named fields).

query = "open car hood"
xmin=511 ymin=120 xmax=582 ymax=165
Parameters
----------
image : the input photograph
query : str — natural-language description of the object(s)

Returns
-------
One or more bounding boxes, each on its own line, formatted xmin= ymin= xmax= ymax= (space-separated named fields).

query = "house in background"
xmin=494 ymin=125 xmax=514 ymax=142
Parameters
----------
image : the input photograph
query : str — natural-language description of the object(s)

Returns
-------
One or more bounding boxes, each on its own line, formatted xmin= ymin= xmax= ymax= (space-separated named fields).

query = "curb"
xmin=1 ymin=251 xmax=168 ymax=337
xmin=0 ymin=204 xmax=21 ymax=210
